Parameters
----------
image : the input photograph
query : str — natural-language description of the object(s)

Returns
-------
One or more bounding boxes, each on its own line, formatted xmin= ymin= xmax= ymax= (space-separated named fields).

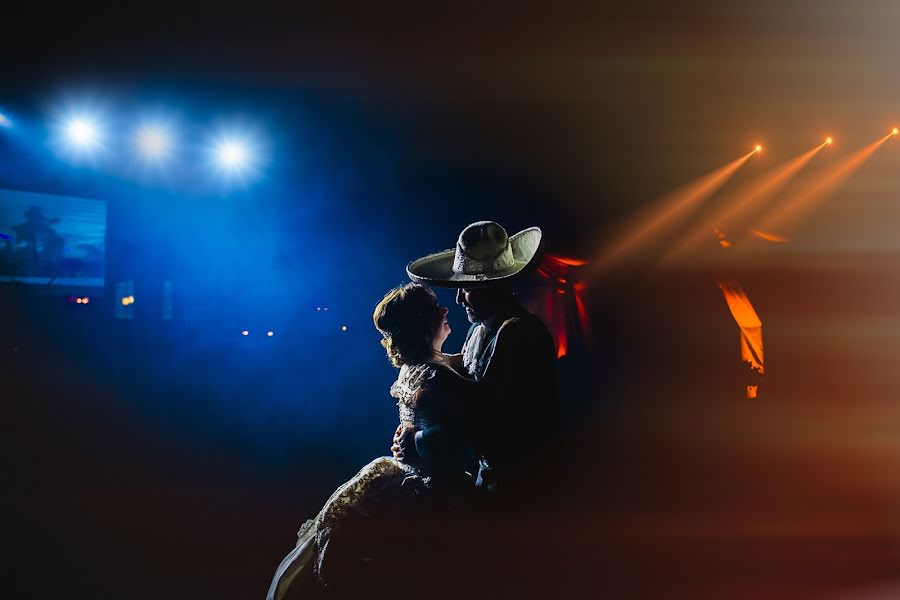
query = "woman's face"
xmin=432 ymin=305 xmax=451 ymax=349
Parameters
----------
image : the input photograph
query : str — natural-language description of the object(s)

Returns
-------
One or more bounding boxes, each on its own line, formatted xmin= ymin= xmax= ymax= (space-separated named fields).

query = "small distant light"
xmin=754 ymin=144 xmax=763 ymax=153
xmin=267 ymin=331 xmax=274 ymax=337
xmin=316 ymin=307 xmax=321 ymax=311
xmin=341 ymin=325 xmax=347 ymax=331
xmin=241 ymin=330 xmax=250 ymax=336
xmin=0 ymin=113 xmax=12 ymax=128
xmin=121 ymin=297 xmax=129 ymax=306
xmin=323 ymin=307 xmax=329 ymax=311
xmin=129 ymin=295 xmax=135 ymax=305
xmin=82 ymin=297 xmax=90 ymax=304
xmin=825 ymin=137 xmax=833 ymax=145
xmin=76 ymin=298 xmax=83 ymax=304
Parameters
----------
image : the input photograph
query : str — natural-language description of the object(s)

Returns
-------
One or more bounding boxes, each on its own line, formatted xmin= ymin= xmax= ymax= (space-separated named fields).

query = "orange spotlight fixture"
xmin=825 ymin=137 xmax=833 ymax=145
xmin=754 ymin=144 xmax=763 ymax=153
xmin=892 ymin=127 xmax=899 ymax=136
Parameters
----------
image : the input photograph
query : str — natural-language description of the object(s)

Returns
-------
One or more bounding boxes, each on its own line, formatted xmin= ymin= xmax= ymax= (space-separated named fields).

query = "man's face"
xmin=456 ymin=287 xmax=501 ymax=323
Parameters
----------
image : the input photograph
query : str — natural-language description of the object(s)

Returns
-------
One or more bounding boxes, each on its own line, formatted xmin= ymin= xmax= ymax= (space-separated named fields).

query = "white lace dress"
xmin=267 ymin=362 xmax=472 ymax=599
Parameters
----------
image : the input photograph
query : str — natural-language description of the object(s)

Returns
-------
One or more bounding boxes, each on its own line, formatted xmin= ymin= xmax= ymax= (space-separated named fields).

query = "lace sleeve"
xmin=389 ymin=363 xmax=438 ymax=405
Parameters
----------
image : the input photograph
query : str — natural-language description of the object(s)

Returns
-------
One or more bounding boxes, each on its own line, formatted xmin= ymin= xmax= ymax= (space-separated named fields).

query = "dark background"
xmin=3 ymin=3 xmax=900 ymax=598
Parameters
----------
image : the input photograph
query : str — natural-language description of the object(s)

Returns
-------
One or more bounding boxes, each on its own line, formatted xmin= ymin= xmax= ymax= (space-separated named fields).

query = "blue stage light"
xmin=207 ymin=124 xmax=266 ymax=183
xmin=50 ymin=100 xmax=110 ymax=162
xmin=0 ymin=112 xmax=11 ymax=128
xmin=65 ymin=117 xmax=101 ymax=149
xmin=214 ymin=137 xmax=251 ymax=172
xmin=135 ymin=124 xmax=172 ymax=160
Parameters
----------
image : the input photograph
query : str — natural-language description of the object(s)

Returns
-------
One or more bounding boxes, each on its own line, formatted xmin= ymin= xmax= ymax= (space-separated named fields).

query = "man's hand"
xmin=391 ymin=424 xmax=419 ymax=463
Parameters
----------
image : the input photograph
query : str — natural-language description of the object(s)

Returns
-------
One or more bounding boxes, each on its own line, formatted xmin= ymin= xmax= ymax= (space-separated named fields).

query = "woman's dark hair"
xmin=373 ymin=283 xmax=443 ymax=367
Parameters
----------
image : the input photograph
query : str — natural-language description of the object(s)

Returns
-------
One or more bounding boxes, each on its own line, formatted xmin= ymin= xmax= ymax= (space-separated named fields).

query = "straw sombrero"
xmin=406 ymin=221 xmax=543 ymax=288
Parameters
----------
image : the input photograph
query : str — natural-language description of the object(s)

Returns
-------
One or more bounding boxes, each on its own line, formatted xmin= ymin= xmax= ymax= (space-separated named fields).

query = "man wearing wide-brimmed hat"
xmin=394 ymin=221 xmax=559 ymax=500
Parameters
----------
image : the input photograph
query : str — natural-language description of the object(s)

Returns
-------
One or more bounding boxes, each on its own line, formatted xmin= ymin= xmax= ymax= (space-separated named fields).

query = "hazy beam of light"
xmin=592 ymin=150 xmax=755 ymax=273
xmin=753 ymin=134 xmax=891 ymax=237
xmin=663 ymin=143 xmax=825 ymax=264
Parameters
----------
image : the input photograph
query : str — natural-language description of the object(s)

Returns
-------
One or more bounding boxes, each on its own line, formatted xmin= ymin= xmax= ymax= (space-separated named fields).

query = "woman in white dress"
xmin=268 ymin=283 xmax=477 ymax=599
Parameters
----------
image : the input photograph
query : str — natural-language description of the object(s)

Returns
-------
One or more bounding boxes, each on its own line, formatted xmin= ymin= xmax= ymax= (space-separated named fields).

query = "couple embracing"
xmin=268 ymin=221 xmax=559 ymax=599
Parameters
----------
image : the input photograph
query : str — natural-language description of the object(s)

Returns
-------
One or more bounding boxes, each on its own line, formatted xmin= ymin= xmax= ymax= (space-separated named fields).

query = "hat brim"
xmin=406 ymin=227 xmax=544 ymax=288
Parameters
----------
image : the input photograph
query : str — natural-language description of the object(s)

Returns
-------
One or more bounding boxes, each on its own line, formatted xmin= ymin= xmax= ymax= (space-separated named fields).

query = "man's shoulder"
xmin=498 ymin=310 xmax=551 ymax=337
xmin=495 ymin=310 xmax=554 ymax=351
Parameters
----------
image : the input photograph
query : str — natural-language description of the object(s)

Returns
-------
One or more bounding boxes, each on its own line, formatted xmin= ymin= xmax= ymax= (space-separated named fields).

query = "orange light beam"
xmin=662 ymin=143 xmax=826 ymax=263
xmin=750 ymin=229 xmax=790 ymax=243
xmin=552 ymin=256 xmax=589 ymax=267
xmin=754 ymin=133 xmax=891 ymax=236
xmin=593 ymin=150 xmax=755 ymax=272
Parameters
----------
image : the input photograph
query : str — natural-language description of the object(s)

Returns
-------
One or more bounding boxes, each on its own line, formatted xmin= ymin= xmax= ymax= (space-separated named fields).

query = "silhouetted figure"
xmin=10 ymin=206 xmax=65 ymax=276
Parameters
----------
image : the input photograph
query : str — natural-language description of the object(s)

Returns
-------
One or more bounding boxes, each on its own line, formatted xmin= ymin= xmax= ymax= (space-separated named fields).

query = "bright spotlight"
xmin=0 ymin=112 xmax=11 ymax=128
xmin=241 ymin=330 xmax=250 ymax=336
xmin=825 ymin=137 xmax=833 ymax=145
xmin=754 ymin=144 xmax=763 ymax=153
xmin=51 ymin=103 xmax=109 ymax=161
xmin=215 ymin=138 xmax=251 ymax=172
xmin=136 ymin=125 xmax=172 ymax=159
xmin=892 ymin=127 xmax=899 ymax=136
xmin=207 ymin=124 xmax=266 ymax=183
xmin=267 ymin=331 xmax=274 ymax=337
xmin=65 ymin=117 xmax=100 ymax=148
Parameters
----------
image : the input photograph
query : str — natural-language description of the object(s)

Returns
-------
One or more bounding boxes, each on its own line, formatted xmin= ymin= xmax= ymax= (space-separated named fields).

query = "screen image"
xmin=0 ymin=189 xmax=106 ymax=288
